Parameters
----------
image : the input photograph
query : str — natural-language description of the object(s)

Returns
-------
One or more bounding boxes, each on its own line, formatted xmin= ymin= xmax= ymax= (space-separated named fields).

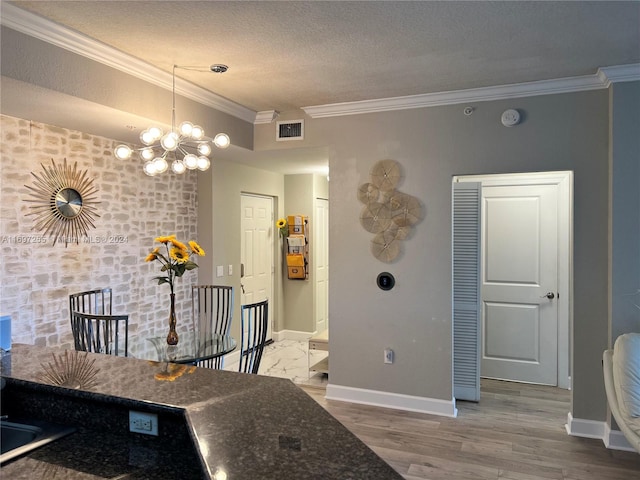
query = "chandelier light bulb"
xmin=140 ymin=129 xmax=155 ymax=145
xmin=143 ymin=160 xmax=157 ymax=176
xmin=140 ymin=147 xmax=155 ymax=161
xmin=197 ymin=156 xmax=211 ymax=171
xmin=172 ymin=159 xmax=187 ymax=174
xmin=160 ymin=132 xmax=179 ymax=151
xmin=191 ymin=125 xmax=205 ymax=140
xmin=114 ymin=144 xmax=132 ymax=160
xmin=184 ymin=154 xmax=199 ymax=170
xmin=148 ymin=126 xmax=163 ymax=141
xmin=179 ymin=121 xmax=194 ymax=137
xmin=213 ymin=133 xmax=230 ymax=149
xmin=197 ymin=142 xmax=212 ymax=156
xmin=154 ymin=157 xmax=169 ymax=173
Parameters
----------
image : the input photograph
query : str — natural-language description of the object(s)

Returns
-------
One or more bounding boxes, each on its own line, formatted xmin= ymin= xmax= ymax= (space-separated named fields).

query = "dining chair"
xmin=69 ymin=288 xmax=112 ymax=318
xmin=238 ymin=300 xmax=269 ymax=374
xmin=192 ymin=285 xmax=234 ymax=368
xmin=70 ymin=311 xmax=129 ymax=356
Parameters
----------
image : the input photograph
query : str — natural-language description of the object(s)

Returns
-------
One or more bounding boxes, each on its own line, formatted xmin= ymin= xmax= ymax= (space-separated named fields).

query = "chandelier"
xmin=113 ymin=64 xmax=230 ymax=176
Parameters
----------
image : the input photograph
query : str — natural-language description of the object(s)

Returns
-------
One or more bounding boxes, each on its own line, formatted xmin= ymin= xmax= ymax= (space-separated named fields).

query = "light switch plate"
xmin=384 ymin=348 xmax=394 ymax=364
xmin=216 ymin=265 xmax=224 ymax=277
xmin=228 ymin=264 xmax=233 ymax=275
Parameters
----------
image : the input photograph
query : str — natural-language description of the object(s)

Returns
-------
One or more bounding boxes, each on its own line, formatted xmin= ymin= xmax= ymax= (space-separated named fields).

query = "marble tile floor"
xmin=223 ymin=339 xmax=329 ymax=387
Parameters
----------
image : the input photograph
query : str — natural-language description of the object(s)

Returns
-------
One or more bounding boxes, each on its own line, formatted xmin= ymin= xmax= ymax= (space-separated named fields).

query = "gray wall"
xmin=610 ymin=82 xmax=640 ymax=342
xmin=283 ymin=173 xmax=330 ymax=333
xmin=197 ymin=157 xmax=286 ymax=341
xmin=256 ymin=88 xmax=620 ymax=420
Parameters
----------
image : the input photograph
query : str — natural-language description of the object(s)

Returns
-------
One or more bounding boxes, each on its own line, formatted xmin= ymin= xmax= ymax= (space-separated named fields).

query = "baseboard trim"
xmin=604 ymin=422 xmax=636 ymax=452
xmin=326 ymin=384 xmax=458 ymax=418
xmin=565 ymin=413 xmax=635 ymax=451
xmin=272 ymin=329 xmax=314 ymax=342
xmin=565 ymin=412 xmax=605 ymax=439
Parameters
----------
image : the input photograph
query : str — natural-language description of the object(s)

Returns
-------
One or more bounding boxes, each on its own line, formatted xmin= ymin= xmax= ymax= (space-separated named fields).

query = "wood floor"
xmin=301 ymin=379 xmax=640 ymax=480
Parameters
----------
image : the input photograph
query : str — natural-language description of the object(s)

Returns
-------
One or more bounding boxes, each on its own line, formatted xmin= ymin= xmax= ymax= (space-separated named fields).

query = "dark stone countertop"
xmin=0 ymin=344 xmax=403 ymax=479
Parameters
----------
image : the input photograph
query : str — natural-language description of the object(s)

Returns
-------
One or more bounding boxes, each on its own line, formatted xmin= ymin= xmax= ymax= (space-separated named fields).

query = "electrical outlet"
xmin=384 ymin=348 xmax=394 ymax=364
xmin=129 ymin=411 xmax=158 ymax=436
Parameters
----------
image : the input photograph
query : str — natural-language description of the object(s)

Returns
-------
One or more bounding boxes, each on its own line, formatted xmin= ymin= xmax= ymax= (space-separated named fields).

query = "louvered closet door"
xmin=452 ymin=182 xmax=481 ymax=402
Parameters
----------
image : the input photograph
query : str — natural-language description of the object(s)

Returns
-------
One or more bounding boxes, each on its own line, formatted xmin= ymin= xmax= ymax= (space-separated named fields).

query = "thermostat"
xmin=501 ymin=109 xmax=521 ymax=127
xmin=377 ymin=272 xmax=395 ymax=291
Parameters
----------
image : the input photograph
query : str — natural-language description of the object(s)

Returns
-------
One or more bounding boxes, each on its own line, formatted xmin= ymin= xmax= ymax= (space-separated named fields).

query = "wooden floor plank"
xmin=300 ymin=379 xmax=640 ymax=480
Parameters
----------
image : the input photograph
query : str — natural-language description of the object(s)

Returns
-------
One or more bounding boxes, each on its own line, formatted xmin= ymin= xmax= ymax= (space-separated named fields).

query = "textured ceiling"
xmin=8 ymin=1 xmax=640 ymax=113
xmin=2 ymin=1 xmax=639 ymax=174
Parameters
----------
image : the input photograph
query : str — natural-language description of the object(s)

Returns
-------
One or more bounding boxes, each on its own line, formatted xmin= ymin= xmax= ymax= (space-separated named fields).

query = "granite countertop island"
xmin=0 ymin=344 xmax=403 ymax=479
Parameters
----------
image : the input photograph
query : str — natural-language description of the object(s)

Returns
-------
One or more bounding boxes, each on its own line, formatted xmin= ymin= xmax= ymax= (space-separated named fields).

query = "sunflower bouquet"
xmin=145 ymin=235 xmax=205 ymax=294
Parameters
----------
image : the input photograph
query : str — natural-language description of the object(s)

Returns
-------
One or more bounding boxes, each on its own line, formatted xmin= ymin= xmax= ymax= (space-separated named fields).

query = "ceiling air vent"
xmin=276 ymin=120 xmax=304 ymax=141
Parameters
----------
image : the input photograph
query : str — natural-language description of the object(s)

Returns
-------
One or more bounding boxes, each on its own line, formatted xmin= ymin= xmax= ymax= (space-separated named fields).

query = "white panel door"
xmin=241 ymin=194 xmax=274 ymax=340
xmin=481 ymin=184 xmax=558 ymax=385
xmin=314 ymin=198 xmax=329 ymax=333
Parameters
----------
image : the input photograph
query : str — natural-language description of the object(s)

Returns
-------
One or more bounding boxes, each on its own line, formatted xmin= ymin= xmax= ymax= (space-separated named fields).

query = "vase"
xmin=166 ymin=293 xmax=179 ymax=346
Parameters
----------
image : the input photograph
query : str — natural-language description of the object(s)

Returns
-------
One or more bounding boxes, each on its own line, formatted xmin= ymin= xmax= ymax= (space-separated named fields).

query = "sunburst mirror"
xmin=24 ymin=158 xmax=99 ymax=246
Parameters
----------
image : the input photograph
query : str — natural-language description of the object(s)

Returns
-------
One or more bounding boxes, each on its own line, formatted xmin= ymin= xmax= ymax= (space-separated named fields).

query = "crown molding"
xmin=254 ymin=110 xmax=280 ymax=124
xmin=598 ymin=64 xmax=640 ymax=86
xmin=1 ymin=3 xmax=257 ymax=124
xmin=303 ymin=64 xmax=640 ymax=119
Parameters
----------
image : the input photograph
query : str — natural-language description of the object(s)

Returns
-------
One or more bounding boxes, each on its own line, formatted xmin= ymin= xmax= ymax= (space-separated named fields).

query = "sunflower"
xmin=145 ymin=247 xmax=160 ymax=262
xmin=189 ymin=240 xmax=205 ymax=256
xmin=276 ymin=218 xmax=287 ymax=229
xmin=171 ymin=238 xmax=188 ymax=252
xmin=155 ymin=234 xmax=176 ymax=244
xmin=170 ymin=247 xmax=189 ymax=263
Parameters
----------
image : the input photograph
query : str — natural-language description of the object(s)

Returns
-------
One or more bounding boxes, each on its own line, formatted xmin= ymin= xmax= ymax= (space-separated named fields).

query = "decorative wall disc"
xmin=360 ymin=202 xmax=391 ymax=233
xmin=390 ymin=193 xmax=423 ymax=227
xmin=370 ymin=159 xmax=401 ymax=191
xmin=371 ymin=230 xmax=400 ymax=263
xmin=24 ymin=158 xmax=100 ymax=246
xmin=357 ymin=182 xmax=380 ymax=204
xmin=358 ymin=158 xmax=424 ymax=263
xmin=390 ymin=224 xmax=411 ymax=240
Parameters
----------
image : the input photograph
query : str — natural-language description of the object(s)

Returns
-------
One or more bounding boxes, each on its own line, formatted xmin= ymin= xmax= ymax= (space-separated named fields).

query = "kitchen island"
xmin=0 ymin=344 xmax=403 ymax=479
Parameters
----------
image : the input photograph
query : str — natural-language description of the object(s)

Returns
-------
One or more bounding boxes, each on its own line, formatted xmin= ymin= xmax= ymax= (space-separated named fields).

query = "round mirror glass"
xmin=55 ymin=188 xmax=83 ymax=218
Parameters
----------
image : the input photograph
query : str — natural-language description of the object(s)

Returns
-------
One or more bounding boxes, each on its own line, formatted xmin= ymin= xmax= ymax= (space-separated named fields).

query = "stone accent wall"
xmin=0 ymin=115 xmax=200 ymax=359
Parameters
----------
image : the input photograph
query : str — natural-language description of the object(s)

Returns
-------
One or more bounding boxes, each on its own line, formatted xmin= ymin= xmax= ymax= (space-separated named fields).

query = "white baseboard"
xmin=565 ymin=413 xmax=635 ymax=452
xmin=565 ymin=412 xmax=605 ymax=439
xmin=326 ymin=384 xmax=458 ymax=418
xmin=272 ymin=329 xmax=314 ymax=342
xmin=604 ymin=422 xmax=636 ymax=452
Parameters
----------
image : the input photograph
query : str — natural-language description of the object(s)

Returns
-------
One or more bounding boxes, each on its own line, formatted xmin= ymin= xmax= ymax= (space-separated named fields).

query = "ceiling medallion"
xmin=24 ymin=158 xmax=100 ymax=247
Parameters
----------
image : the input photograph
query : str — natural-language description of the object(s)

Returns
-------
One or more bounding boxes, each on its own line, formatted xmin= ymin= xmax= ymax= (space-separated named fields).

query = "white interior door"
xmin=241 ymin=194 xmax=274 ymax=341
xmin=481 ymin=184 xmax=558 ymax=385
xmin=314 ymin=198 xmax=329 ymax=333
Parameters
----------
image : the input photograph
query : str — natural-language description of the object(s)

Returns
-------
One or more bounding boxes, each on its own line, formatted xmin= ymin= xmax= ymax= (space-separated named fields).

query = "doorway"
xmin=453 ymin=171 xmax=572 ymax=401
xmin=240 ymin=193 xmax=275 ymax=341
xmin=315 ymin=197 xmax=329 ymax=333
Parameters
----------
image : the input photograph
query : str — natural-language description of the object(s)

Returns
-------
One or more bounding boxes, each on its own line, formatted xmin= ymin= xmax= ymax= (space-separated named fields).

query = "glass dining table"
xmin=146 ymin=331 xmax=236 ymax=365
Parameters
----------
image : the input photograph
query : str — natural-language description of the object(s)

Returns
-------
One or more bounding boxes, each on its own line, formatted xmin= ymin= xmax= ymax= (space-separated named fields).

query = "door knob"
xmin=540 ymin=292 xmax=555 ymax=299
